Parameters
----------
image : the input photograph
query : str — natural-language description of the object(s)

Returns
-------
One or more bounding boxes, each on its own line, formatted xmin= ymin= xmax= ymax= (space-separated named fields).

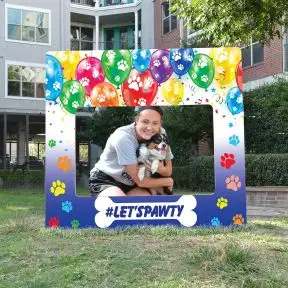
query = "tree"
xmin=170 ymin=0 xmax=288 ymax=46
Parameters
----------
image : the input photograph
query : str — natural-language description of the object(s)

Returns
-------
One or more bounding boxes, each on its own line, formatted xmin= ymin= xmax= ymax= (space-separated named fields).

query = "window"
xmin=162 ymin=1 xmax=177 ymax=34
xmin=241 ymin=39 xmax=264 ymax=68
xmin=71 ymin=26 xmax=94 ymax=51
xmin=284 ymin=32 xmax=288 ymax=72
xmin=6 ymin=5 xmax=50 ymax=44
xmin=7 ymin=63 xmax=45 ymax=99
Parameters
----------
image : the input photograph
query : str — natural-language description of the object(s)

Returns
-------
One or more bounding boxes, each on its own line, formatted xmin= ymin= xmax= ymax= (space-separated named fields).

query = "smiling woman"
xmin=89 ymin=106 xmax=174 ymax=197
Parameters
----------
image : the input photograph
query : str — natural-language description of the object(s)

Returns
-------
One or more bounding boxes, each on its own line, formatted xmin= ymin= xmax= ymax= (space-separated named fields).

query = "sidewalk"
xmin=247 ymin=206 xmax=288 ymax=217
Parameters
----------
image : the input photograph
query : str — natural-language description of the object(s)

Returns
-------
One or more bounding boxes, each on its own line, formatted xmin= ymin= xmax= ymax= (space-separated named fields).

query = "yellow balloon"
xmin=210 ymin=48 xmax=241 ymax=88
xmin=55 ymin=51 xmax=80 ymax=80
xmin=162 ymin=78 xmax=184 ymax=105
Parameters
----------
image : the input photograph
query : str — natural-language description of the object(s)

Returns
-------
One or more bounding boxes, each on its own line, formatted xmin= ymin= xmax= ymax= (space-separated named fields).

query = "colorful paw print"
xmin=226 ymin=175 xmax=241 ymax=192
xmin=229 ymin=135 xmax=240 ymax=146
xmin=48 ymin=216 xmax=60 ymax=228
xmin=217 ymin=197 xmax=228 ymax=209
xmin=233 ymin=214 xmax=244 ymax=225
xmin=62 ymin=201 xmax=73 ymax=213
xmin=220 ymin=153 xmax=235 ymax=169
xmin=57 ymin=156 xmax=72 ymax=172
xmin=211 ymin=217 xmax=221 ymax=227
xmin=48 ymin=139 xmax=56 ymax=148
xmin=50 ymin=180 xmax=66 ymax=196
xmin=71 ymin=219 xmax=80 ymax=228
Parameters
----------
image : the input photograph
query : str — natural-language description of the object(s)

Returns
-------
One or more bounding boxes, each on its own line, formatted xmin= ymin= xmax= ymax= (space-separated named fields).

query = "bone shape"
xmin=95 ymin=195 xmax=197 ymax=228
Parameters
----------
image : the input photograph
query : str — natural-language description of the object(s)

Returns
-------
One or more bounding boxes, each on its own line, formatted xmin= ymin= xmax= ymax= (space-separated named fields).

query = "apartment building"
xmin=0 ymin=0 xmax=154 ymax=170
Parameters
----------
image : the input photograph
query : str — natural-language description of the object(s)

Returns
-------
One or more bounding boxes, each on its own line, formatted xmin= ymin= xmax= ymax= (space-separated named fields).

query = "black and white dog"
xmin=137 ymin=133 xmax=173 ymax=195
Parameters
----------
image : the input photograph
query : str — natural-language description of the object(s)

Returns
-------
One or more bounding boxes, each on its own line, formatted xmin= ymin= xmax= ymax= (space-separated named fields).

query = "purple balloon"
xmin=150 ymin=50 xmax=173 ymax=84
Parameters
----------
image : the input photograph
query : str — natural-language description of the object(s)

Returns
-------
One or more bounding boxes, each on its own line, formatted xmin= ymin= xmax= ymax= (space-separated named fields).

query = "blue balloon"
xmin=132 ymin=49 xmax=151 ymax=72
xmin=226 ymin=87 xmax=243 ymax=115
xmin=46 ymin=54 xmax=63 ymax=101
xmin=169 ymin=48 xmax=194 ymax=77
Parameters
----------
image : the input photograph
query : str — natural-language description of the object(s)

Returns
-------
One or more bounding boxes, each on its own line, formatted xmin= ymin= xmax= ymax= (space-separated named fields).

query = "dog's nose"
xmin=162 ymin=144 xmax=166 ymax=148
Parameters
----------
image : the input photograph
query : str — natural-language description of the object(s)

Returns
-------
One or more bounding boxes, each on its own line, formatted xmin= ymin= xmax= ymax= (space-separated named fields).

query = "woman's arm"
xmin=124 ymin=164 xmax=174 ymax=188
xmin=156 ymin=160 xmax=172 ymax=177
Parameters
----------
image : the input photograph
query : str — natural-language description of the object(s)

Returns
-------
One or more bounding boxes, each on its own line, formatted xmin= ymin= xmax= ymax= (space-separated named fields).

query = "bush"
xmin=173 ymin=154 xmax=288 ymax=191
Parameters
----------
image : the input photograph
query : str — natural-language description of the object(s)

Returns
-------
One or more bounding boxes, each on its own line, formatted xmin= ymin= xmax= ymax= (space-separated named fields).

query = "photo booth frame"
xmin=45 ymin=48 xmax=246 ymax=229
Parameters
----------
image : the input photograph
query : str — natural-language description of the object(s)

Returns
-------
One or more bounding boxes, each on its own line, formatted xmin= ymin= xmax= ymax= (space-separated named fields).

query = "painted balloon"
xmin=132 ymin=49 xmax=151 ymax=72
xmin=55 ymin=51 xmax=80 ymax=80
xmin=226 ymin=87 xmax=243 ymax=115
xmin=169 ymin=48 xmax=194 ymax=77
xmin=90 ymin=82 xmax=119 ymax=107
xmin=121 ymin=68 xmax=158 ymax=106
xmin=236 ymin=61 xmax=243 ymax=92
xmin=162 ymin=78 xmax=184 ymax=105
xmin=150 ymin=49 xmax=173 ymax=84
xmin=76 ymin=56 xmax=105 ymax=96
xmin=188 ymin=54 xmax=215 ymax=90
xmin=59 ymin=80 xmax=86 ymax=114
xmin=101 ymin=50 xmax=132 ymax=87
xmin=45 ymin=54 xmax=63 ymax=101
xmin=210 ymin=47 xmax=241 ymax=88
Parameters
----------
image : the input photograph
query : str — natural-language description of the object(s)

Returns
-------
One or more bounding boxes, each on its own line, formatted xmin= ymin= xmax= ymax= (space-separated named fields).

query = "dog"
xmin=137 ymin=133 xmax=173 ymax=195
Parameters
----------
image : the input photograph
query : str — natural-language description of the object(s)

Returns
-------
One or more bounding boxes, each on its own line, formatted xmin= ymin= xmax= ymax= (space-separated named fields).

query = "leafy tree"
xmin=170 ymin=0 xmax=288 ymax=46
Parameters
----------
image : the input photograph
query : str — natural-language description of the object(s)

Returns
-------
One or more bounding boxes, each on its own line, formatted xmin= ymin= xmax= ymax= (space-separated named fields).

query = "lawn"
xmin=0 ymin=189 xmax=287 ymax=288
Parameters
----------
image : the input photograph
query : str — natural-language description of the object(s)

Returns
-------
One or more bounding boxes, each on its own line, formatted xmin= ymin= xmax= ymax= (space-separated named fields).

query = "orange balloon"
xmin=90 ymin=82 xmax=119 ymax=107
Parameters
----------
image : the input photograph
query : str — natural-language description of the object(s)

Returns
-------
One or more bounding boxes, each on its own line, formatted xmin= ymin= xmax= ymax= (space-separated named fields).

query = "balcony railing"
xmin=98 ymin=0 xmax=135 ymax=8
xmin=71 ymin=39 xmax=141 ymax=51
xmin=71 ymin=0 xmax=94 ymax=7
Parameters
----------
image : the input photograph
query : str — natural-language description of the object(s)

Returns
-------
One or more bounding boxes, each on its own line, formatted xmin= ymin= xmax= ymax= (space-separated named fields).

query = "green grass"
xmin=0 ymin=189 xmax=288 ymax=288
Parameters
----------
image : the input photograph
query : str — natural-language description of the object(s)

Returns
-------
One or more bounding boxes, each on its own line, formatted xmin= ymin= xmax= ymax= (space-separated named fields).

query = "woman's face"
xmin=135 ymin=109 xmax=162 ymax=141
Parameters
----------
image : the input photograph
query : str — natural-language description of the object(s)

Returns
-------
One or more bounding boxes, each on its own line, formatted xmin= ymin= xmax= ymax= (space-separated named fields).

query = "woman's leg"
xmin=98 ymin=186 xmax=126 ymax=197
xmin=126 ymin=187 xmax=151 ymax=196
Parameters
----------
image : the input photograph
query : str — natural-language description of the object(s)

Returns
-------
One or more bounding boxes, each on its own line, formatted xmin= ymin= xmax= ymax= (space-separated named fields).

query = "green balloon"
xmin=101 ymin=50 xmax=132 ymax=87
xmin=59 ymin=80 xmax=85 ymax=114
xmin=188 ymin=54 xmax=215 ymax=90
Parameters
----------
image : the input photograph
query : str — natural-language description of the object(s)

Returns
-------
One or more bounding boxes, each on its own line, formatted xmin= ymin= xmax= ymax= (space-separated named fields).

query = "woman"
xmin=89 ymin=106 xmax=174 ymax=197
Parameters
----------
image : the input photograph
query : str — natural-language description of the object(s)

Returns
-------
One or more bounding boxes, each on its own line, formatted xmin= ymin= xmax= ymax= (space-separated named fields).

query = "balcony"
xmin=71 ymin=0 xmax=94 ymax=6
xmin=98 ymin=0 xmax=136 ymax=8
xmin=70 ymin=39 xmax=141 ymax=51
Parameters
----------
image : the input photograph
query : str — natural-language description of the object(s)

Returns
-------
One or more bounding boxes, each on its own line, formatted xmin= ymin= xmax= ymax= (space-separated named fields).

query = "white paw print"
xmin=107 ymin=51 xmax=116 ymax=61
xmin=97 ymin=94 xmax=106 ymax=103
xmin=62 ymin=97 xmax=68 ymax=105
xmin=117 ymin=60 xmax=129 ymax=72
xmin=72 ymin=101 xmax=79 ymax=109
xmin=186 ymin=55 xmax=193 ymax=62
xmin=191 ymin=72 xmax=197 ymax=80
xmin=216 ymin=51 xmax=229 ymax=63
xmin=115 ymin=75 xmax=120 ymax=82
xmin=162 ymin=56 xmax=169 ymax=66
xmin=85 ymin=63 xmax=91 ymax=70
xmin=144 ymin=77 xmax=154 ymax=88
xmin=80 ymin=77 xmax=90 ymax=87
xmin=128 ymin=76 xmax=143 ymax=91
xmin=153 ymin=60 xmax=161 ymax=67
xmin=140 ymin=64 xmax=145 ymax=70
xmin=198 ymin=58 xmax=208 ymax=68
xmin=46 ymin=90 xmax=51 ymax=97
xmin=53 ymin=81 xmax=61 ymax=91
xmin=178 ymin=64 xmax=184 ymax=71
xmin=132 ymin=53 xmax=138 ymax=60
xmin=45 ymin=78 xmax=48 ymax=85
xmin=172 ymin=51 xmax=182 ymax=61
xmin=217 ymin=67 xmax=226 ymax=74
xmin=138 ymin=98 xmax=147 ymax=106
xmin=201 ymin=75 xmax=208 ymax=83
xmin=92 ymin=70 xmax=99 ymax=78
xmin=69 ymin=83 xmax=79 ymax=95
xmin=140 ymin=50 xmax=147 ymax=58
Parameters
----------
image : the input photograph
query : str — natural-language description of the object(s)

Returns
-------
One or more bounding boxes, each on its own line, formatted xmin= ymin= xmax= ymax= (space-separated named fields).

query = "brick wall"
xmin=243 ymin=37 xmax=283 ymax=83
xmin=154 ymin=0 xmax=181 ymax=49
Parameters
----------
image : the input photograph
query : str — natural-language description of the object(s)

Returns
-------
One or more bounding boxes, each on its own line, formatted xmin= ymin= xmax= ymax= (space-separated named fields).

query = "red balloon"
xmin=121 ymin=69 xmax=158 ymax=106
xmin=236 ymin=61 xmax=243 ymax=92
xmin=76 ymin=56 xmax=105 ymax=96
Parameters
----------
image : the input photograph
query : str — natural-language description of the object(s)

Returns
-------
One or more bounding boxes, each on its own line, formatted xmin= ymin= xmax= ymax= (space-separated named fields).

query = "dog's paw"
xmin=151 ymin=160 xmax=159 ymax=174
xmin=138 ymin=166 xmax=145 ymax=181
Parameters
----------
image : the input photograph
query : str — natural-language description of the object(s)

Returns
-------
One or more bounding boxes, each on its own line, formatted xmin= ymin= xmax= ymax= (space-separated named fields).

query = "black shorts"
xmin=89 ymin=169 xmax=136 ymax=197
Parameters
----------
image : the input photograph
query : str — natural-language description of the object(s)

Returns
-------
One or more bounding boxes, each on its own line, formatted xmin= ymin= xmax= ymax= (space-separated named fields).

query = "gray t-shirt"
xmin=91 ymin=123 xmax=174 ymax=186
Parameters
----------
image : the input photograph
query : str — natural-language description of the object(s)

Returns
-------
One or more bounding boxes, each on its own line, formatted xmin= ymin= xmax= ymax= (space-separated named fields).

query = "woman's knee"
xmin=126 ymin=187 xmax=151 ymax=196
xmin=99 ymin=186 xmax=126 ymax=197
